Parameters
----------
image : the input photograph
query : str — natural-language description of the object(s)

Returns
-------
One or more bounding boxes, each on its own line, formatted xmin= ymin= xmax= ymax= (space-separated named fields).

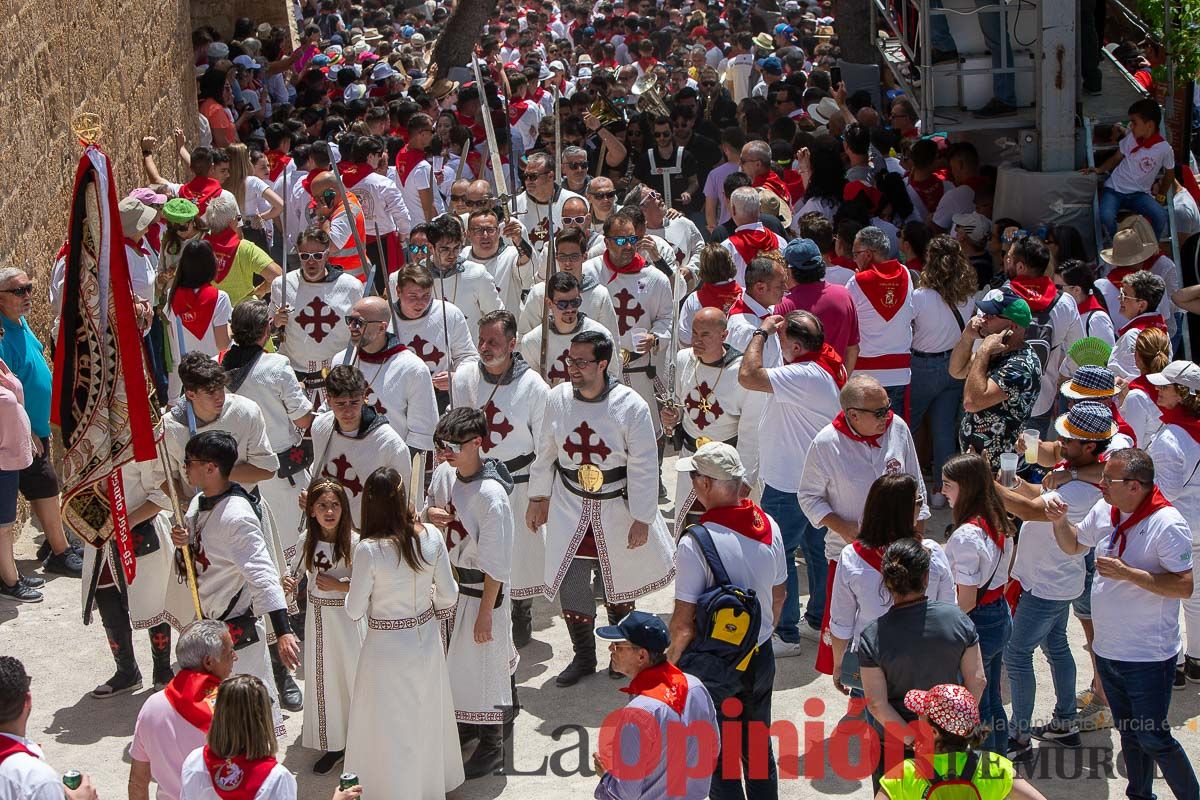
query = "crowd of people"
xmin=3 ymin=0 xmax=1200 ymax=798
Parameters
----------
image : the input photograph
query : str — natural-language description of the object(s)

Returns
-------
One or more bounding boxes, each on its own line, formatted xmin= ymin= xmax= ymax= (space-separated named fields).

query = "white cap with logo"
xmin=676 ymin=442 xmax=745 ymax=481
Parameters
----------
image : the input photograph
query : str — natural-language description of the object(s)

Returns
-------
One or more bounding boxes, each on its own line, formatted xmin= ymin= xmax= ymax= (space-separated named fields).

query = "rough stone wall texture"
xmin=191 ymin=0 xmax=299 ymax=50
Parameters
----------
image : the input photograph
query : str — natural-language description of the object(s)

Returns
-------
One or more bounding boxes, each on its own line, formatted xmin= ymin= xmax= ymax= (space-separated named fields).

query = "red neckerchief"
xmin=508 ymin=98 xmax=533 ymax=126
xmin=205 ymin=227 xmax=241 ymax=283
xmin=726 ymin=293 xmax=766 ymax=320
xmin=1110 ymin=401 xmax=1137 ymax=442
xmin=146 ymin=221 xmax=163 ymax=255
xmin=792 ymin=343 xmax=848 ymax=388
xmin=455 ymin=110 xmax=486 ymax=142
xmin=907 ymin=173 xmax=946 ymax=214
xmin=1076 ymin=294 xmax=1106 ymax=314
xmin=854 ymin=259 xmax=909 ymax=321
xmin=1118 ymin=313 xmax=1167 ymax=338
xmin=636 ymin=56 xmax=658 ymax=73
xmin=696 ymin=280 xmax=742 ymax=313
xmin=968 ymin=514 xmax=1006 ymax=553
xmin=907 ymin=257 xmax=923 ymax=273
xmin=124 ymin=237 xmax=152 ymax=258
xmin=339 ymin=160 xmax=373 ymax=189
xmin=727 ymin=225 xmax=779 ymax=266
xmin=357 ymin=337 xmax=408 ymax=364
xmin=1008 ymin=276 xmax=1057 ymax=312
xmin=179 ymin=177 xmax=223 ymax=215
xmin=1131 ymin=133 xmax=1165 ymax=153
xmin=0 ymin=735 xmax=38 ymax=765
xmin=172 ymin=285 xmax=219 ymax=339
xmin=1159 ymin=405 xmax=1200 ymax=446
xmin=532 ymin=87 xmax=547 ymax=105
xmin=603 ymin=251 xmax=646 ymax=281
xmin=781 ymin=168 xmax=805 ymax=205
xmin=620 ymin=660 xmax=689 ymax=716
xmin=1109 ymin=485 xmax=1172 ymax=557
xmin=752 ymin=171 xmax=793 ymax=206
xmin=699 ymin=499 xmax=773 ymax=545
xmin=201 ymin=746 xmax=278 ymax=800
xmin=844 ymin=180 xmax=883 ymax=210
xmin=831 ymin=410 xmax=893 ymax=448
xmin=163 ymin=669 xmax=221 ymax=733
xmin=829 ymin=254 xmax=856 ymax=270
xmin=1128 ymin=375 xmax=1160 ymax=404
xmin=265 ymin=150 xmax=291 ymax=182
xmin=852 ymin=540 xmax=884 ymax=573
xmin=300 ymin=168 xmax=328 ymax=200
xmin=394 ymin=145 xmax=426 ymax=186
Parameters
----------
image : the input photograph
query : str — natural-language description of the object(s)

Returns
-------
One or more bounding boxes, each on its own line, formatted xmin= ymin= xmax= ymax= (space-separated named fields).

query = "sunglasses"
xmin=553 ymin=297 xmax=583 ymax=310
xmin=561 ymin=215 xmax=588 ymax=226
xmin=523 ymin=171 xmax=549 ymax=180
xmin=344 ymin=315 xmax=383 ymax=328
xmin=409 ymin=244 xmax=430 ymax=254
xmin=701 ymin=80 xmax=717 ymax=87
xmin=1 ymin=285 xmax=34 ymax=297
xmin=298 ymin=252 xmax=326 ymax=262
xmin=434 ymin=438 xmax=470 ymax=453
xmin=450 ymin=194 xmax=467 ymax=202
xmin=565 ymin=161 xmax=588 ymax=170
xmin=608 ymin=235 xmax=637 ymax=246
xmin=849 ymin=403 xmax=892 ymax=419
xmin=653 ymin=131 xmax=673 ymax=139
xmin=589 ymin=190 xmax=617 ymax=200
xmin=466 ymin=198 xmax=493 ymax=208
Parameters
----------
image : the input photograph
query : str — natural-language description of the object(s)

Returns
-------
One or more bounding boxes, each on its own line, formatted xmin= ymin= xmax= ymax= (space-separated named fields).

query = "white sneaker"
xmin=799 ymin=623 xmax=822 ymax=643
xmin=771 ymin=634 xmax=804 ymax=658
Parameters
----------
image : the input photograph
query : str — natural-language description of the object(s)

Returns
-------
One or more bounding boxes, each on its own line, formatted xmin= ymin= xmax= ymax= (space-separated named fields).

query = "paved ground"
xmin=3 ymin=458 xmax=1199 ymax=799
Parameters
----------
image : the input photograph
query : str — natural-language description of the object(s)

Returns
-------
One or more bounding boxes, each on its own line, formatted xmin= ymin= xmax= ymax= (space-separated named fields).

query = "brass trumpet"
xmin=632 ymin=73 xmax=670 ymax=117
xmin=588 ymin=94 xmax=625 ymax=125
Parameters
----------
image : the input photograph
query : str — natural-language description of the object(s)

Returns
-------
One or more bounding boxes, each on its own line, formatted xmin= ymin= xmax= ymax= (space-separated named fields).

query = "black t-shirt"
xmin=857 ymin=599 xmax=979 ymax=722
xmin=634 ymin=147 xmax=699 ymax=210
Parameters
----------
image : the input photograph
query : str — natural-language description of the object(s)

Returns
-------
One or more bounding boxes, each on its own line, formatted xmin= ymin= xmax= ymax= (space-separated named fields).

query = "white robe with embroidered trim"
xmin=389 ymin=299 xmax=479 ymax=376
xmin=332 ymin=344 xmax=439 ymax=452
xmin=309 ymin=410 xmax=412 ymax=527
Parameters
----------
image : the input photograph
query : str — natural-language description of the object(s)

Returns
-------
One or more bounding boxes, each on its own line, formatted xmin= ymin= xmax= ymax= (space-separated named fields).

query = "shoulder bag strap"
xmin=684 ymin=523 xmax=732 ymax=587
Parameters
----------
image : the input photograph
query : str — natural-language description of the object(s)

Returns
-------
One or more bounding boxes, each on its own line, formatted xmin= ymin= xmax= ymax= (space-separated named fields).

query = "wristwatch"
xmin=752 ymin=328 xmax=769 ymax=339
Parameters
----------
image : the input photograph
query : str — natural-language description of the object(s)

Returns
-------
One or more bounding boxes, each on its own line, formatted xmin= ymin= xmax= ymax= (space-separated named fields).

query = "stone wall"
xmin=191 ymin=0 xmax=299 ymax=50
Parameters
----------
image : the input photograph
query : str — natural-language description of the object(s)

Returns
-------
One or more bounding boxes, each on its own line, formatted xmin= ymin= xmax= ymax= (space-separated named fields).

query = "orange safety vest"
xmin=329 ymin=191 xmax=367 ymax=278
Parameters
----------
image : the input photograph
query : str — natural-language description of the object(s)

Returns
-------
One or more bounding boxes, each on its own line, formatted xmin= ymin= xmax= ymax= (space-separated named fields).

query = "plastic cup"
xmin=1022 ymin=428 xmax=1040 ymax=464
xmin=999 ymin=452 xmax=1019 ymax=488
xmin=630 ymin=326 xmax=649 ymax=352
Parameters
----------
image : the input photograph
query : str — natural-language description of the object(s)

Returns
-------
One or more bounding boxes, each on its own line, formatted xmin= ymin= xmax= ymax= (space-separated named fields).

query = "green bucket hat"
xmin=162 ymin=197 xmax=199 ymax=225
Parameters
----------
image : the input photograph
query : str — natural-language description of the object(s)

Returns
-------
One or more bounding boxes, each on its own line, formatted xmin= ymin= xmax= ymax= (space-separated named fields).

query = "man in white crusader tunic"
xmin=518 ymin=225 xmax=618 ymax=340
xmin=270 ymin=226 xmax=364 ymax=391
xmin=519 ymin=272 xmax=621 ymax=387
xmin=305 ymin=365 xmax=413 ymax=528
xmin=527 ymin=330 xmax=675 ymax=687
xmin=389 ymin=264 xmax=479 ymax=410
xmin=416 ymin=214 xmax=503 ymax=337
xmin=333 ymin=296 xmax=438 ymax=452
xmin=463 ymin=207 xmax=536 ymax=315
xmin=168 ymin=430 xmax=300 ymax=737
xmin=514 ymin=151 xmax=586 ymax=259
xmin=662 ymin=307 xmax=764 ymax=536
xmin=453 ymin=310 xmax=550 ymax=648
xmin=424 ymin=407 xmax=517 ymax=780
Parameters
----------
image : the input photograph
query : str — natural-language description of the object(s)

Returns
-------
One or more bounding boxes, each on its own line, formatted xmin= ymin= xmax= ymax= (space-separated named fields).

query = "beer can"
xmin=63 ymin=771 xmax=83 ymax=791
xmin=339 ymin=773 xmax=359 ymax=791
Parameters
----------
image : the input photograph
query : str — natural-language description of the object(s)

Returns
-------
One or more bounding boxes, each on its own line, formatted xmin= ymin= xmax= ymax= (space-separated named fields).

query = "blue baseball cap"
xmin=773 ymin=23 xmax=794 ymax=36
xmin=596 ymin=610 xmax=670 ymax=653
xmin=311 ymin=54 xmax=331 ymax=67
xmin=784 ymin=237 xmax=824 ymax=271
xmin=400 ymin=25 xmax=415 ymax=38
xmin=757 ymin=56 xmax=783 ymax=75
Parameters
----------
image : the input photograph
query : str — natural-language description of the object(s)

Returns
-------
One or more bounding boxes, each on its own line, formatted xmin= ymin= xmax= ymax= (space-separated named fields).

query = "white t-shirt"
xmin=1107 ymin=131 xmax=1175 ymax=195
xmin=178 ymin=748 xmax=297 ymax=800
xmin=130 ymin=690 xmax=209 ymax=800
xmin=704 ymin=162 xmax=739 ymax=226
xmin=1172 ymin=186 xmax=1200 ymax=241
xmin=911 ymin=288 xmax=974 ymax=353
xmin=1012 ymin=480 xmax=1098 ymax=601
xmin=932 ymin=184 xmax=976 ymax=230
xmin=945 ymin=522 xmax=1012 ymax=593
xmin=0 ymin=733 xmax=61 ymax=800
xmin=675 ymin=510 xmax=787 ymax=645
xmin=1075 ymin=499 xmax=1193 ymax=661
xmin=1147 ymin=424 xmax=1200 ymax=542
xmin=758 ymin=362 xmax=841 ymax=492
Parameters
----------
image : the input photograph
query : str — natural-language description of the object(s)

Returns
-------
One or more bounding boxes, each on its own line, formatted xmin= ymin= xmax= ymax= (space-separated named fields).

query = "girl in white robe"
xmin=283 ymin=478 xmax=366 ymax=774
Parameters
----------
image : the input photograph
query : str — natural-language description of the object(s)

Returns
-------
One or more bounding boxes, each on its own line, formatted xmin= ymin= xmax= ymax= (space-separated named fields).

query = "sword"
xmin=372 ymin=221 xmax=401 ymax=333
xmin=453 ymin=140 xmax=470 ymax=183
xmin=472 ymin=57 xmax=512 ymax=210
xmin=552 ymin=85 xmax=562 ymax=186
xmin=434 ymin=260 xmax=455 ymax=407
xmin=409 ymin=450 xmax=426 ymax=513
xmin=274 ymin=169 xmax=290 ymax=348
xmin=327 ymin=158 xmax=376 ymax=287
xmin=160 ymin=321 xmax=204 ymax=619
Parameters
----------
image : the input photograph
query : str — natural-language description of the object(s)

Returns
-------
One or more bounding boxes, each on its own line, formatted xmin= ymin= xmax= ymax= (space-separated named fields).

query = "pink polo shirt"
xmin=774 ymin=281 xmax=860 ymax=359
xmin=129 ymin=690 xmax=208 ymax=800
xmin=0 ymin=361 xmax=32 ymax=472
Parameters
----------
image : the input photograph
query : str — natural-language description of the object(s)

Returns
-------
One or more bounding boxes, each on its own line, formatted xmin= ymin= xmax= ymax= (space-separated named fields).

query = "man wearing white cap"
xmin=668 ymin=442 xmax=785 ymax=799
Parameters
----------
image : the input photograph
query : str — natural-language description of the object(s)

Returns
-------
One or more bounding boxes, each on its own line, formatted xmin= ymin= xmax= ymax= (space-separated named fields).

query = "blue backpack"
xmin=678 ymin=524 xmax=762 ymax=675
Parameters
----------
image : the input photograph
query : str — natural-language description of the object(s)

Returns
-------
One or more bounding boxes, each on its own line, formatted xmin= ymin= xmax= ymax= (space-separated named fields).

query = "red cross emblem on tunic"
xmin=612 ymin=288 xmax=646 ymax=336
xmin=226 ymin=622 xmax=246 ymax=646
xmin=529 ymin=215 xmax=550 ymax=244
xmin=445 ymin=502 xmax=470 ymax=551
xmin=684 ymin=381 xmax=724 ymax=430
xmin=151 ymin=631 xmax=171 ymax=652
xmin=547 ymin=349 xmax=570 ymax=385
xmin=409 ymin=335 xmax=446 ymax=370
xmin=563 ymin=421 xmax=611 ymax=465
xmin=364 ymin=387 xmax=388 ymax=416
xmin=323 ymin=454 xmax=364 ymax=497
xmin=191 ymin=535 xmax=210 ymax=573
xmin=295 ymin=297 xmax=340 ymax=343
xmin=313 ymin=549 xmax=334 ymax=571
xmin=482 ymin=400 xmax=513 ymax=453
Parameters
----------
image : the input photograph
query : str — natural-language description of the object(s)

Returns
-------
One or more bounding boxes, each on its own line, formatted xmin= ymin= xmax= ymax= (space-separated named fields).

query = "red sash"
xmin=1008 ymin=275 xmax=1057 ymax=312
xmin=1108 ymin=486 xmax=1172 ymax=557
xmin=163 ymin=669 xmax=221 ymax=733
xmin=172 ymin=285 xmax=220 ymax=340
xmin=620 ymin=660 xmax=689 ymax=716
xmin=696 ymin=280 xmax=742 ymax=313
xmin=265 ymin=150 xmax=291 ymax=182
xmin=0 ymin=736 xmax=38 ymax=765
xmin=1131 ymin=133 xmax=1165 ymax=153
xmin=1118 ymin=313 xmax=1167 ymax=338
xmin=1160 ymin=405 xmax=1200 ymax=446
xmin=752 ymin=171 xmax=793 ymax=206
xmin=831 ymin=410 xmax=892 ymax=448
xmin=699 ymin=499 xmax=773 ymax=545
xmin=179 ymin=177 xmax=223 ymax=215
xmin=852 ymin=540 xmax=884 ymax=573
xmin=727 ymin=226 xmax=780 ymax=266
xmin=339 ymin=160 xmax=373 ymax=189
xmin=792 ymin=342 xmax=848 ymax=388
xmin=603 ymin=251 xmax=646 ymax=280
xmin=854 ymin=259 xmax=909 ymax=321
xmin=394 ymin=146 xmax=426 ymax=187
xmin=201 ymin=747 xmax=278 ymax=800
xmin=205 ymin=228 xmax=241 ymax=283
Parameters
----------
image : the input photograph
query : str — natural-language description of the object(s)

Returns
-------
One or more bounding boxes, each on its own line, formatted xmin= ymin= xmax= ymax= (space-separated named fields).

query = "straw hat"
xmin=1099 ymin=227 xmax=1158 ymax=267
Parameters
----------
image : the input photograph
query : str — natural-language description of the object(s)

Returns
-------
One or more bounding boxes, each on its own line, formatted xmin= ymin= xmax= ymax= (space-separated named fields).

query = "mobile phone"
xmin=831 ymin=66 xmax=842 ymax=87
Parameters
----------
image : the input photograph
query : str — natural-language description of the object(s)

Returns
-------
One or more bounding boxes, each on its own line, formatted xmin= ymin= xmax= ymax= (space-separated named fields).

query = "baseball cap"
xmin=1148 ymin=360 xmax=1200 ymax=392
xmin=128 ymin=187 xmax=167 ymax=206
xmin=757 ymin=56 xmax=783 ymax=75
xmin=400 ymin=25 xmax=415 ymax=37
xmin=975 ymin=287 xmax=1032 ymax=328
xmin=784 ymin=237 xmax=824 ymax=271
xmin=951 ymin=212 xmax=991 ymax=244
xmin=904 ymin=684 xmax=980 ymax=737
xmin=410 ymin=32 xmax=426 ymax=47
xmin=207 ymin=42 xmax=230 ymax=61
xmin=232 ymin=55 xmax=259 ymax=70
xmin=118 ymin=197 xmax=157 ymax=236
xmin=676 ymin=441 xmax=746 ymax=481
xmin=595 ymin=610 xmax=671 ymax=653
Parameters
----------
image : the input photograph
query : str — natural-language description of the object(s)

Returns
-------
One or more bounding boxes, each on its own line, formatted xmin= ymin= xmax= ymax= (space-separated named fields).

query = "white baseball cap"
xmin=1148 ymin=361 xmax=1200 ymax=392
xmin=676 ymin=442 xmax=745 ymax=481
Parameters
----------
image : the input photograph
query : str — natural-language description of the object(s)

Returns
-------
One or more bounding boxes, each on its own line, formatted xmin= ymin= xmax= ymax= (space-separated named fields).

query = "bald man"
xmin=585 ymin=176 xmax=618 ymax=226
xmin=311 ymin=171 xmax=368 ymax=279
xmin=449 ymin=178 xmax=472 ymax=217
xmin=662 ymin=307 xmax=764 ymax=535
xmin=332 ymin=296 xmax=438 ymax=451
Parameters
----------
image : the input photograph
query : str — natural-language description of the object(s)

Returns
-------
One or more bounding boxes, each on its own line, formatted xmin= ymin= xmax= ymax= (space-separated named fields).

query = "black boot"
xmin=463 ymin=724 xmax=505 ymax=779
xmin=511 ymin=598 xmax=533 ymax=648
xmin=92 ymin=588 xmax=142 ymax=698
xmin=149 ymin=624 xmax=174 ymax=689
xmin=458 ymin=722 xmax=480 ymax=747
xmin=657 ymin=437 xmax=668 ymax=502
xmin=270 ymin=643 xmax=303 ymax=711
xmin=606 ymin=603 xmax=634 ymax=679
xmin=555 ymin=619 xmax=597 ymax=687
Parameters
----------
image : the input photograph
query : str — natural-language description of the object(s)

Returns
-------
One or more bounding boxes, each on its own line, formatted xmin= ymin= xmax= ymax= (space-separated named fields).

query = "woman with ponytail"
xmin=1120 ymin=326 xmax=1171 ymax=445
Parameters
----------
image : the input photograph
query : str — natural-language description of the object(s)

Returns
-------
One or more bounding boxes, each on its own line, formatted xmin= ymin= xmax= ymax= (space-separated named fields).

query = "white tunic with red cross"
xmin=529 ymin=381 xmax=675 ymax=603
xmin=270 ymin=268 xmax=365 ymax=376
xmin=332 ymin=338 xmax=439 ymax=452
xmin=391 ymin=260 xmax=503 ymax=342
xmin=518 ymin=315 xmax=622 ymax=388
xmin=846 ymin=260 xmax=916 ymax=387
xmin=309 ymin=409 xmax=412 ymax=528
xmin=452 ymin=359 xmax=551 ymax=597
xmin=389 ymin=299 xmax=480 ymax=377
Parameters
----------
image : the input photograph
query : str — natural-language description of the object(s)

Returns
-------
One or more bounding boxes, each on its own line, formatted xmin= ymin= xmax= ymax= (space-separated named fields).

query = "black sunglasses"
xmin=849 ymin=403 xmax=892 ymax=419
